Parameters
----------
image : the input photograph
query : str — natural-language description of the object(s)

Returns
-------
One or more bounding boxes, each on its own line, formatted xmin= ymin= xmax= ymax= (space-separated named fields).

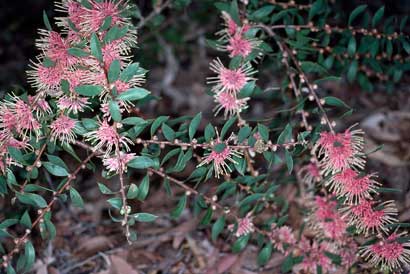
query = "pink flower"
xmin=50 ymin=115 xmax=77 ymax=144
xmin=269 ymin=224 xmax=296 ymax=254
xmin=341 ymin=200 xmax=397 ymax=235
xmin=84 ymin=119 xmax=132 ymax=156
xmin=28 ymin=62 xmax=65 ymax=94
xmin=360 ymin=232 xmax=410 ymax=270
xmin=102 ymin=152 xmax=135 ymax=174
xmin=293 ymin=240 xmax=334 ymax=274
xmin=81 ymin=0 xmax=127 ymax=33
xmin=2 ymin=97 xmax=40 ymax=137
xmin=327 ymin=168 xmax=380 ymax=204
xmin=197 ymin=141 xmax=242 ymax=178
xmin=314 ymin=126 xmax=365 ymax=175
xmin=208 ymin=58 xmax=256 ymax=94
xmin=300 ymin=162 xmax=321 ymax=186
xmin=29 ymin=96 xmax=52 ymax=117
xmin=213 ymin=91 xmax=249 ymax=118
xmin=232 ymin=213 xmax=254 ymax=237
xmin=58 ymin=95 xmax=90 ymax=114
xmin=226 ymin=33 xmax=259 ymax=58
xmin=310 ymin=196 xmax=347 ymax=240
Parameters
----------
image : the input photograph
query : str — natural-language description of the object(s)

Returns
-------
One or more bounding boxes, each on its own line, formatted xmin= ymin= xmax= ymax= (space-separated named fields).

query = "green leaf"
xmin=238 ymin=126 xmax=251 ymax=143
xmin=20 ymin=211 xmax=32 ymax=229
xmin=117 ymin=87 xmax=150 ymax=101
xmin=162 ymin=123 xmax=175 ymax=142
xmin=133 ymin=213 xmax=158 ymax=222
xmin=220 ymin=116 xmax=236 ymax=140
xmin=43 ymin=162 xmax=69 ymax=177
xmin=200 ymin=207 xmax=213 ymax=225
xmin=98 ymin=182 xmax=114 ymax=194
xmin=107 ymin=197 xmax=122 ymax=209
xmin=204 ymin=123 xmax=215 ymax=142
xmin=347 ymin=60 xmax=358 ymax=83
xmin=109 ymin=100 xmax=122 ymax=122
xmin=99 ymin=16 xmax=112 ymax=32
xmin=372 ymin=6 xmax=384 ymax=27
xmin=257 ymin=243 xmax=272 ymax=266
xmin=17 ymin=193 xmax=47 ymax=208
xmin=257 ymin=123 xmax=269 ymax=142
xmin=137 ymin=174 xmax=150 ymax=201
xmin=251 ymin=5 xmax=274 ymax=20
xmin=70 ymin=188 xmax=84 ymax=208
xmin=189 ymin=112 xmax=202 ymax=140
xmin=347 ymin=36 xmax=356 ymax=56
xmin=211 ymin=215 xmax=225 ymax=241
xmin=108 ymin=59 xmax=121 ymax=83
xmin=239 ymin=193 xmax=264 ymax=208
xmin=300 ymin=61 xmax=327 ymax=74
xmin=281 ymin=255 xmax=304 ymax=272
xmin=122 ymin=117 xmax=146 ymax=125
xmin=285 ymin=150 xmax=293 ymax=174
xmin=23 ymin=241 xmax=35 ymax=272
xmin=75 ymin=85 xmax=103 ymax=96
xmin=104 ymin=25 xmax=128 ymax=44
xmin=171 ymin=194 xmax=187 ymax=219
xmin=43 ymin=11 xmax=52 ymax=31
xmin=150 ymin=116 xmax=169 ymax=136
xmin=324 ymin=96 xmax=350 ymax=108
xmin=127 ymin=183 xmax=139 ymax=199
xmin=120 ymin=63 xmax=144 ymax=82
xmin=349 ymin=4 xmax=367 ymax=26
xmin=68 ymin=48 xmax=89 ymax=57
xmin=90 ymin=33 xmax=103 ymax=62
xmin=229 ymin=0 xmax=240 ymax=25
xmin=277 ymin=123 xmax=292 ymax=144
xmin=128 ymin=156 xmax=155 ymax=169
xmin=232 ymin=234 xmax=250 ymax=253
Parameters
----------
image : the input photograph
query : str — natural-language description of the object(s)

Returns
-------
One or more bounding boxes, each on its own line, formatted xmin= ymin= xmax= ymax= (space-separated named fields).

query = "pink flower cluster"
xmin=312 ymin=125 xmax=410 ymax=270
xmin=208 ymin=14 xmax=260 ymax=118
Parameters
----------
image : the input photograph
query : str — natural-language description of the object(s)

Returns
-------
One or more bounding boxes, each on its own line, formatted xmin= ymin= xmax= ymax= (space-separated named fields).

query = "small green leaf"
xmin=277 ymin=123 xmax=292 ymax=144
xmin=251 ymin=5 xmax=274 ymax=20
xmin=238 ymin=126 xmax=251 ymax=143
xmin=372 ymin=6 xmax=384 ymax=27
xmin=70 ymin=188 xmax=84 ymax=208
xmin=75 ymin=85 xmax=103 ymax=96
xmin=98 ymin=182 xmax=114 ymax=194
xmin=171 ymin=194 xmax=187 ymax=219
xmin=150 ymin=116 xmax=169 ymax=136
xmin=23 ymin=241 xmax=35 ymax=272
xmin=204 ymin=123 xmax=215 ymax=142
xmin=347 ymin=36 xmax=356 ymax=56
xmin=17 ymin=193 xmax=47 ymax=208
xmin=90 ymin=33 xmax=103 ymax=62
xmin=285 ymin=150 xmax=293 ymax=174
xmin=68 ymin=48 xmax=89 ymax=57
xmin=324 ymin=96 xmax=350 ymax=108
xmin=109 ymin=100 xmax=122 ymax=122
xmin=220 ymin=116 xmax=236 ymax=140
xmin=43 ymin=11 xmax=52 ymax=31
xmin=108 ymin=59 xmax=121 ymax=83
xmin=99 ymin=16 xmax=112 ymax=32
xmin=128 ymin=156 xmax=155 ymax=169
xmin=20 ymin=211 xmax=32 ymax=229
xmin=43 ymin=162 xmax=69 ymax=177
xmin=107 ymin=197 xmax=122 ymax=209
xmin=211 ymin=215 xmax=225 ymax=241
xmin=257 ymin=243 xmax=272 ymax=266
xmin=161 ymin=123 xmax=175 ymax=142
xmin=137 ymin=174 xmax=150 ymax=201
xmin=257 ymin=124 xmax=269 ymax=142
xmin=127 ymin=183 xmax=139 ymax=199
xmin=349 ymin=4 xmax=367 ymax=26
xmin=117 ymin=87 xmax=150 ymax=101
xmin=104 ymin=25 xmax=128 ymax=44
xmin=189 ymin=112 xmax=202 ymax=140
xmin=133 ymin=213 xmax=157 ymax=222
xmin=347 ymin=60 xmax=358 ymax=83
xmin=232 ymin=234 xmax=250 ymax=253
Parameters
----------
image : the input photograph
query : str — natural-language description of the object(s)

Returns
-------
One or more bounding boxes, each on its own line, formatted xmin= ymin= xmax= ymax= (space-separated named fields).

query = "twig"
xmin=136 ymin=0 xmax=172 ymax=29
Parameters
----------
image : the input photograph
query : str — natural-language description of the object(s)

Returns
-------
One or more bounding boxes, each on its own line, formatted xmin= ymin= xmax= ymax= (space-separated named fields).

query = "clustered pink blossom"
xmin=269 ymin=224 xmax=296 ymax=254
xmin=229 ymin=213 xmax=254 ymax=237
xmin=102 ymin=152 xmax=135 ymax=174
xmin=50 ymin=115 xmax=77 ymax=144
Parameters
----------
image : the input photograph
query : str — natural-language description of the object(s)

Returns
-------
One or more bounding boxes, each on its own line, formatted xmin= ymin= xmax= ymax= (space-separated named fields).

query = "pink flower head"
xmin=341 ymin=200 xmax=398 ymax=235
xmin=29 ymin=96 xmax=52 ymax=117
xmin=219 ymin=12 xmax=251 ymax=38
xmin=233 ymin=213 xmax=254 ymax=237
xmin=327 ymin=168 xmax=380 ymax=204
xmin=269 ymin=224 xmax=296 ymax=254
xmin=28 ymin=62 xmax=65 ymax=94
xmin=300 ymin=162 xmax=321 ymax=186
xmin=208 ymin=58 xmax=256 ymax=94
xmin=315 ymin=126 xmax=365 ymax=175
xmin=84 ymin=119 xmax=132 ymax=156
xmin=213 ymin=91 xmax=249 ymax=118
xmin=226 ymin=33 xmax=260 ymax=58
xmin=360 ymin=232 xmax=410 ymax=270
xmin=293 ymin=240 xmax=334 ymax=274
xmin=311 ymin=196 xmax=347 ymax=240
xmin=81 ymin=0 xmax=127 ymax=33
xmin=102 ymin=152 xmax=135 ymax=174
xmin=197 ymin=141 xmax=242 ymax=178
xmin=55 ymin=0 xmax=87 ymax=30
xmin=58 ymin=95 xmax=90 ymax=114
xmin=3 ymin=97 xmax=40 ymax=137
xmin=50 ymin=115 xmax=77 ymax=144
